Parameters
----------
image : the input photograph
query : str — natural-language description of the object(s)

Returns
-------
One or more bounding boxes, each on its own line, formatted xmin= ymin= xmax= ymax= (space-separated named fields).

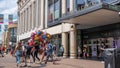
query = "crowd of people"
xmin=12 ymin=40 xmax=64 ymax=67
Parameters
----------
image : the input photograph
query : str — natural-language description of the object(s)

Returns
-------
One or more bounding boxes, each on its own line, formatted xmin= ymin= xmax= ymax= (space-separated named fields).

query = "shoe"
xmin=45 ymin=61 xmax=47 ymax=64
xmin=17 ymin=64 xmax=18 ymax=67
xmin=17 ymin=63 xmax=19 ymax=67
xmin=23 ymin=64 xmax=27 ymax=67
xmin=101 ymin=61 xmax=104 ymax=63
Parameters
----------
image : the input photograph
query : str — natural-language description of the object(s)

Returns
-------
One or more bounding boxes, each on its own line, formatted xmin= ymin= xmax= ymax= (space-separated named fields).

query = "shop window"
xmin=93 ymin=41 xmax=96 ymax=44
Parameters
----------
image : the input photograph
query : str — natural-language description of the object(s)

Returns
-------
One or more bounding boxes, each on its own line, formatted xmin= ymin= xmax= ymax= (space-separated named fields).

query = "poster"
xmin=91 ymin=44 xmax=97 ymax=57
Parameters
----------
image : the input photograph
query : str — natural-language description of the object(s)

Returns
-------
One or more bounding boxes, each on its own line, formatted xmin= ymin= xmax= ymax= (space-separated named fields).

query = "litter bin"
xmin=114 ymin=48 xmax=120 ymax=68
xmin=104 ymin=48 xmax=115 ymax=68
xmin=104 ymin=48 xmax=120 ymax=68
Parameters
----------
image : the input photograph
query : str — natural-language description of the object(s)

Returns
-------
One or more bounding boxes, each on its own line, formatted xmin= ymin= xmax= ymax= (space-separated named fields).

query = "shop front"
xmin=77 ymin=23 xmax=120 ymax=59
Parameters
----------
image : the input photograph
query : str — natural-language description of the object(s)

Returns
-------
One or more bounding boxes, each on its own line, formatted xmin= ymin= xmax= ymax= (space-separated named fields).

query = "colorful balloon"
xmin=46 ymin=33 xmax=51 ymax=39
xmin=42 ymin=35 xmax=47 ymax=39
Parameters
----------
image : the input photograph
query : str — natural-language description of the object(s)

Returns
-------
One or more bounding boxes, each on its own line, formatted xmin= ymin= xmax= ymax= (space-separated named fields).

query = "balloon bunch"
xmin=28 ymin=30 xmax=51 ymax=46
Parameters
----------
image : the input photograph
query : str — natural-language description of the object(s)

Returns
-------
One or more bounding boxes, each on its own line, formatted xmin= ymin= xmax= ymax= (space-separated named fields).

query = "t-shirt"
xmin=46 ymin=43 xmax=53 ymax=53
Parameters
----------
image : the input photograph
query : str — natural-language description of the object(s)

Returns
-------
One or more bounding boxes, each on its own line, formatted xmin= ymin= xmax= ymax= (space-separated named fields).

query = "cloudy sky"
xmin=0 ymin=0 xmax=18 ymax=40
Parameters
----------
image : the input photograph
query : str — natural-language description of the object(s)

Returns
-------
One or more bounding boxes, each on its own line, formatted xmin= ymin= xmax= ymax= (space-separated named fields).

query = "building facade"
xmin=17 ymin=0 xmax=120 ymax=59
xmin=8 ymin=22 xmax=17 ymax=47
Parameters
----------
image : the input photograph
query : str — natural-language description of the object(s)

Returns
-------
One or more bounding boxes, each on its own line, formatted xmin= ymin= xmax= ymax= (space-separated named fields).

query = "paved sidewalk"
xmin=0 ymin=54 xmax=104 ymax=68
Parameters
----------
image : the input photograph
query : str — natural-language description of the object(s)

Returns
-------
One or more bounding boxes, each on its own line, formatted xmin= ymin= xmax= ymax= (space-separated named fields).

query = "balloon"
xmin=37 ymin=30 xmax=42 ymax=35
xmin=42 ymin=35 xmax=47 ymax=39
xmin=29 ymin=41 xmax=34 ymax=46
xmin=34 ymin=40 xmax=40 ymax=44
xmin=34 ymin=36 xmax=40 ymax=41
xmin=46 ymin=33 xmax=51 ymax=39
xmin=31 ymin=32 xmax=36 ymax=37
xmin=39 ymin=37 xmax=44 ymax=43
xmin=35 ymin=35 xmax=38 ymax=37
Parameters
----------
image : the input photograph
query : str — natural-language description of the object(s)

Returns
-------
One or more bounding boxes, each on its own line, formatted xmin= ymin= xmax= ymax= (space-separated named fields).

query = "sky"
xmin=0 ymin=0 xmax=18 ymax=41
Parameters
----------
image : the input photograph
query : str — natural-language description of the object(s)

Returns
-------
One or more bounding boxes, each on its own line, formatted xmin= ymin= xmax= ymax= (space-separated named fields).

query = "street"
xmin=0 ymin=54 xmax=104 ymax=68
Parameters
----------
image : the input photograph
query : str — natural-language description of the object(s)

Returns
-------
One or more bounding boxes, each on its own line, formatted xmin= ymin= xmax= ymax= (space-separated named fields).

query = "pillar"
xmin=70 ymin=24 xmax=77 ymax=58
xmin=70 ymin=0 xmax=74 ymax=12
xmin=62 ymin=0 xmax=66 ymax=15
xmin=62 ymin=32 xmax=68 ymax=58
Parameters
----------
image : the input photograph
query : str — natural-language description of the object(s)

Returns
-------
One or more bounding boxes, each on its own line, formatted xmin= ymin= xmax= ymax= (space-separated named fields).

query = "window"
xmin=76 ymin=0 xmax=85 ymax=11
xmin=66 ymin=0 xmax=70 ymax=12
xmin=48 ymin=0 xmax=61 ymax=22
xmin=49 ymin=4 xmax=54 ymax=22
xmin=87 ymin=0 xmax=99 ymax=6
xmin=102 ymin=0 xmax=113 ymax=3
xmin=54 ymin=0 xmax=60 ymax=20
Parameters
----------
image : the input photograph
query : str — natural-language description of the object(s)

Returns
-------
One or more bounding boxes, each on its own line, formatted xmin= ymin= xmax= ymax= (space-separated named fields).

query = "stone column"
xmin=36 ymin=0 xmax=39 ymax=28
xmin=62 ymin=0 xmax=66 ymax=15
xmin=45 ymin=0 xmax=48 ymax=29
xmin=32 ymin=2 xmax=34 ymax=29
xmin=70 ymin=24 xmax=77 ymax=58
xmin=40 ymin=0 xmax=44 ymax=29
xmin=28 ymin=6 xmax=31 ymax=31
xmin=62 ymin=32 xmax=68 ymax=58
xmin=70 ymin=0 xmax=74 ymax=12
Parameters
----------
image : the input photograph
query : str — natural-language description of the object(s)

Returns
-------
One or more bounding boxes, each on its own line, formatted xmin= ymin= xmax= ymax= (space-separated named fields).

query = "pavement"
xmin=0 ymin=54 xmax=104 ymax=68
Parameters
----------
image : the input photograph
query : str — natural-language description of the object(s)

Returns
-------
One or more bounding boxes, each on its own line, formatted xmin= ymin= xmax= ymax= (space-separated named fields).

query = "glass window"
xmin=49 ymin=4 xmax=54 ymax=22
xmin=76 ymin=0 xmax=85 ymax=11
xmin=66 ymin=0 xmax=70 ymax=12
xmin=102 ymin=0 xmax=113 ymax=3
xmin=87 ymin=0 xmax=99 ymax=5
xmin=54 ymin=0 xmax=60 ymax=19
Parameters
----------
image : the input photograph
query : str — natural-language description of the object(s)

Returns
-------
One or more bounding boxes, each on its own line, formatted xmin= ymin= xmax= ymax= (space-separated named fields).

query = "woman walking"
xmin=14 ymin=42 xmax=22 ymax=67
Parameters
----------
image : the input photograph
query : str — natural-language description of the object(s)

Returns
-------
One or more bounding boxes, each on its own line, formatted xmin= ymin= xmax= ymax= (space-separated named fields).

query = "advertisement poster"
xmin=92 ymin=44 xmax=97 ymax=57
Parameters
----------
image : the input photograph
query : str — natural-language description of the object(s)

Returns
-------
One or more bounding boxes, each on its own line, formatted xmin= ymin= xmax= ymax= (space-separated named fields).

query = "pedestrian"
xmin=14 ymin=42 xmax=22 ymax=67
xmin=0 ymin=46 xmax=4 ymax=57
xmin=24 ymin=42 xmax=32 ymax=67
xmin=33 ymin=42 xmax=40 ymax=63
xmin=99 ymin=43 xmax=105 ymax=63
xmin=53 ymin=44 xmax=57 ymax=60
xmin=44 ymin=41 xmax=55 ymax=64
xmin=59 ymin=45 xmax=64 ymax=57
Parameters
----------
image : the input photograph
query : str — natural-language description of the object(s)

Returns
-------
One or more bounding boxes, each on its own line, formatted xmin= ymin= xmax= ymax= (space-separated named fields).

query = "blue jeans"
xmin=16 ymin=50 xmax=21 ymax=64
xmin=101 ymin=52 xmax=104 ymax=61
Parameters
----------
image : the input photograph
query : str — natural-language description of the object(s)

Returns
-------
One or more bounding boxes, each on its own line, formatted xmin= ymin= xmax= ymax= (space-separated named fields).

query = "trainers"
xmin=45 ymin=61 xmax=47 ymax=64
xmin=101 ymin=61 xmax=104 ymax=63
